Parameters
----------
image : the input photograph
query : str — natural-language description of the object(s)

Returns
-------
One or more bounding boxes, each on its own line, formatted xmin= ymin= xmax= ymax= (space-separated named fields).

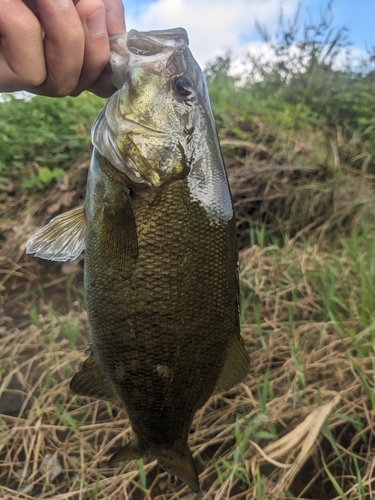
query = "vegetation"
xmin=0 ymin=92 xmax=104 ymax=191
xmin=1 ymin=2 xmax=375 ymax=498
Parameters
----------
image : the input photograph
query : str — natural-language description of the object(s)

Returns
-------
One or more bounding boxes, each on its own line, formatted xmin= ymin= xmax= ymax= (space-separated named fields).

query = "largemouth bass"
xmin=26 ymin=28 xmax=249 ymax=492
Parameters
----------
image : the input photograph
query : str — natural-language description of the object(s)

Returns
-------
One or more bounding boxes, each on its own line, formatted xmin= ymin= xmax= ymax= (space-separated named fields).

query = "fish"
xmin=26 ymin=28 xmax=250 ymax=493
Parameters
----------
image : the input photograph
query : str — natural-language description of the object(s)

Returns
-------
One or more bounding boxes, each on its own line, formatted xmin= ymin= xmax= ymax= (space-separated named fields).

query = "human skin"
xmin=0 ymin=0 xmax=125 ymax=97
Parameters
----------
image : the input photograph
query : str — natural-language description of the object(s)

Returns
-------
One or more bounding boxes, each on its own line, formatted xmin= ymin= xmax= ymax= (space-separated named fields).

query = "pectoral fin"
xmin=70 ymin=350 xmax=117 ymax=402
xmin=214 ymin=337 xmax=250 ymax=394
xmin=101 ymin=183 xmax=138 ymax=271
xmin=26 ymin=205 xmax=86 ymax=261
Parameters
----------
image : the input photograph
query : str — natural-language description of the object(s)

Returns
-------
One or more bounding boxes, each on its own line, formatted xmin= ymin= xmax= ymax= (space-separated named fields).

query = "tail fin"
xmin=158 ymin=446 xmax=199 ymax=493
xmin=108 ymin=439 xmax=200 ymax=493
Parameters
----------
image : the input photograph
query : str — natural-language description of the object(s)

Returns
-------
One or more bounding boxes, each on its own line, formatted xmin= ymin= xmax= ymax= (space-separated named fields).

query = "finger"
xmin=103 ymin=0 xmax=125 ymax=35
xmin=0 ymin=0 xmax=45 ymax=91
xmin=28 ymin=0 xmax=85 ymax=96
xmin=70 ymin=0 xmax=109 ymax=96
xmin=89 ymin=0 xmax=125 ymax=96
xmin=21 ymin=0 xmax=40 ymax=17
xmin=74 ymin=0 xmax=125 ymax=96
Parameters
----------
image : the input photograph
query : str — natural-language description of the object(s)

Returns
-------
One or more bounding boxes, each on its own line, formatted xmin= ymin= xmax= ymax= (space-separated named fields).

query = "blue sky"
xmin=332 ymin=0 xmax=373 ymax=52
xmin=121 ymin=0 xmax=374 ymax=68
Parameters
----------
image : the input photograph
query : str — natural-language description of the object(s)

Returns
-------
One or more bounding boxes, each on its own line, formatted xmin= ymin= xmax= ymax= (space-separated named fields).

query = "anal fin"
xmin=70 ymin=349 xmax=117 ymax=402
xmin=26 ymin=205 xmax=86 ymax=262
xmin=214 ymin=337 xmax=250 ymax=394
xmin=108 ymin=439 xmax=145 ymax=466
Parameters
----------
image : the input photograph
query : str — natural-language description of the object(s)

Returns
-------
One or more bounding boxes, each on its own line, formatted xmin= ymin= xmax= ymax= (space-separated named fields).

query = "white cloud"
xmin=125 ymin=0 xmax=300 ymax=67
xmin=331 ymin=47 xmax=369 ymax=72
xmin=228 ymin=42 xmax=370 ymax=85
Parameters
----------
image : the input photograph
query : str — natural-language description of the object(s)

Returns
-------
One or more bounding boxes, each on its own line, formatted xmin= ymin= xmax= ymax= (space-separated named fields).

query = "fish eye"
xmin=173 ymin=76 xmax=194 ymax=97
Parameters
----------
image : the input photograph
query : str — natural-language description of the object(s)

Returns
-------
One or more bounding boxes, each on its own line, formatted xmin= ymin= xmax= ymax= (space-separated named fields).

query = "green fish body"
xmin=27 ymin=28 xmax=249 ymax=492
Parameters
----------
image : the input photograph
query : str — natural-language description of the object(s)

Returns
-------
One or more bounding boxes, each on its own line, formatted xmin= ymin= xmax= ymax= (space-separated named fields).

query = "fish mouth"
xmin=93 ymin=28 xmax=191 ymax=185
xmin=110 ymin=29 xmax=189 ymax=90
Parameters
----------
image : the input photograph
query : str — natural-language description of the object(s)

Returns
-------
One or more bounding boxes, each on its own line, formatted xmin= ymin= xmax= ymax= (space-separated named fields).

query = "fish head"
xmin=92 ymin=28 xmax=208 ymax=188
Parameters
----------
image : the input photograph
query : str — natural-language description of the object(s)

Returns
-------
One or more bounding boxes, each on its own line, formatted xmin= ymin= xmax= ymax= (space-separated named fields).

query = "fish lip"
xmin=127 ymin=28 xmax=189 ymax=55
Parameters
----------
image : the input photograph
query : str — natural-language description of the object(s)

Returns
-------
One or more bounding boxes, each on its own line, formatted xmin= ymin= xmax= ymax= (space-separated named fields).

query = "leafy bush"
xmin=0 ymin=92 xmax=104 ymax=191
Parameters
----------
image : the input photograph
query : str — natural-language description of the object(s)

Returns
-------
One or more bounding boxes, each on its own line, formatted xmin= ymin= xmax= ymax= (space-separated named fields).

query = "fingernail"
xmin=87 ymin=9 xmax=106 ymax=36
xmin=51 ymin=0 xmax=70 ymax=7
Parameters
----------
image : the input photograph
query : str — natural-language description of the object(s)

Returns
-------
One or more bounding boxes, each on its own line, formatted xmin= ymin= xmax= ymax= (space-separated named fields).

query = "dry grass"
xmin=223 ymin=136 xmax=375 ymax=249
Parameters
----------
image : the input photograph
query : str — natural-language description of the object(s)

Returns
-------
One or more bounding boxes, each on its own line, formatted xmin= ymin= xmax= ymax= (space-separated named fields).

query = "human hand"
xmin=0 ymin=0 xmax=125 ymax=97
